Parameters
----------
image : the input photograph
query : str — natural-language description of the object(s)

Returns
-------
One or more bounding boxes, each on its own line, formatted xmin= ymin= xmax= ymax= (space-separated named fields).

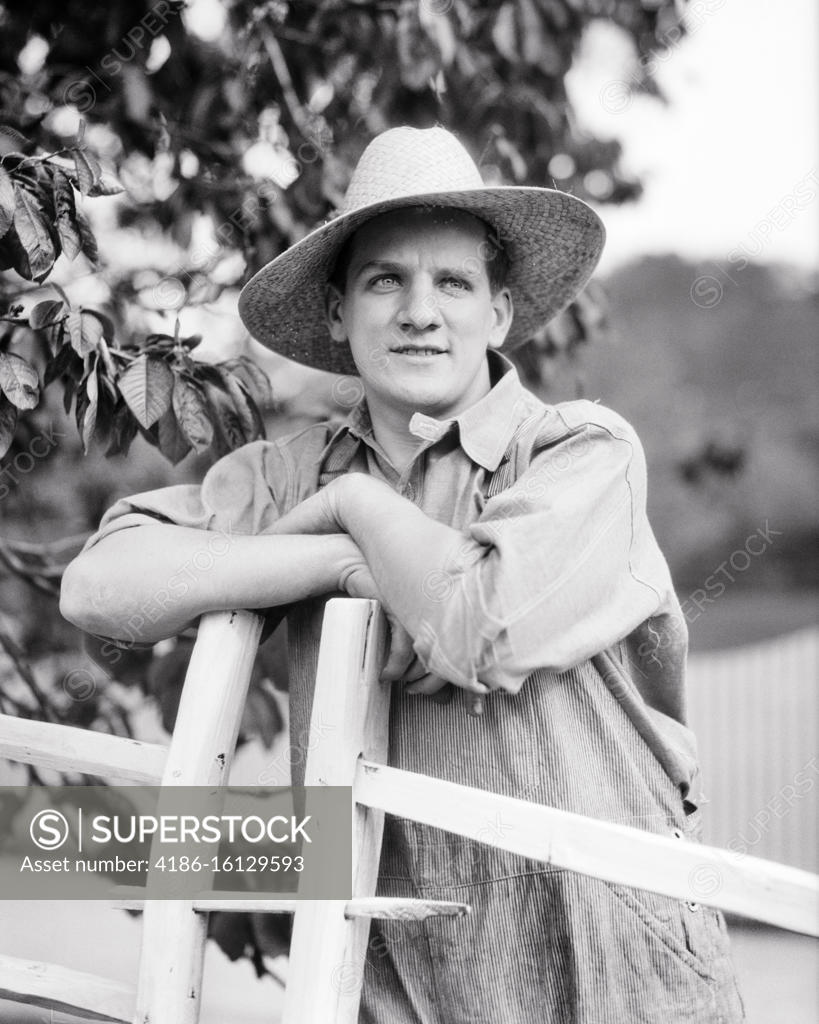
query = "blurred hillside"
xmin=539 ymin=256 xmax=818 ymax=597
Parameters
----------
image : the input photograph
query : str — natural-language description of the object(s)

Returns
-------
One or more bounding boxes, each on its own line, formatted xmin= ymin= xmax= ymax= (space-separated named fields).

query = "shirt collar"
xmin=329 ymin=349 xmax=527 ymax=473
xmin=345 ymin=399 xmax=375 ymax=442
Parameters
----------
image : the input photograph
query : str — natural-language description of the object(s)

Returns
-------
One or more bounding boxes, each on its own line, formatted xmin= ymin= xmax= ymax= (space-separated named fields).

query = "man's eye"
xmin=440 ymin=276 xmax=469 ymax=291
xmin=371 ymin=274 xmax=400 ymax=288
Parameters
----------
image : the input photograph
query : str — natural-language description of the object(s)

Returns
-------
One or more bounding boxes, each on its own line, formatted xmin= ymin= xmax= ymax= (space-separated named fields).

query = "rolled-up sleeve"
xmin=413 ymin=403 xmax=676 ymax=692
xmin=80 ymin=439 xmax=290 ymax=555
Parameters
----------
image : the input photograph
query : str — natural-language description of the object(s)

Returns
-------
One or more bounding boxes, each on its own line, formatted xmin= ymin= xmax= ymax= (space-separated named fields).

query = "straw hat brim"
xmin=238 ymin=186 xmax=605 ymax=377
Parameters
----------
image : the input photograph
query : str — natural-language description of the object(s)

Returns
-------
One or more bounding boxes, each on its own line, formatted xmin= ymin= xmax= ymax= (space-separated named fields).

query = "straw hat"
xmin=238 ymin=126 xmax=605 ymax=376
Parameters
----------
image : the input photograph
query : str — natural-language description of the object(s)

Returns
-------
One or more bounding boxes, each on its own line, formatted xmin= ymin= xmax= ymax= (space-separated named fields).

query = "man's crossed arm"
xmin=62 ymin=412 xmax=669 ymax=708
xmin=58 ymin=479 xmax=474 ymax=697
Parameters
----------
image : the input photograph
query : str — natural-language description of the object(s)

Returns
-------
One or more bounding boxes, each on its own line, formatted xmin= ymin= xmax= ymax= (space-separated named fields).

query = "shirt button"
xmin=671 ymin=827 xmax=700 ymax=911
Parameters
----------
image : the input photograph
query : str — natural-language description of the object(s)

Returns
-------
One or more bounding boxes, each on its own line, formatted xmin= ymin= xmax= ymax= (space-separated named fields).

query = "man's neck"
xmin=364 ymin=389 xmax=494 ymax=475
xmin=359 ymin=355 xmax=500 ymax=473
xmin=364 ymin=399 xmax=428 ymax=475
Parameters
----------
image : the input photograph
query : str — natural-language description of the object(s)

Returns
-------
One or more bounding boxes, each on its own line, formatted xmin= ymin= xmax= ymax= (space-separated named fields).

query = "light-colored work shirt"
xmin=83 ymin=351 xmax=744 ymax=1023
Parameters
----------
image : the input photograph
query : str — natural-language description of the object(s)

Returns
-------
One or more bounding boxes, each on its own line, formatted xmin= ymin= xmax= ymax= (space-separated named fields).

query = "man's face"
xmin=325 ymin=208 xmax=513 ymax=421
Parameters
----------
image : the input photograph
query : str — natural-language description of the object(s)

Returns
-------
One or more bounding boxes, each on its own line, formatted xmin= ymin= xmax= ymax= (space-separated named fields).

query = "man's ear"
xmin=487 ymin=287 xmax=514 ymax=350
xmin=325 ymin=283 xmax=347 ymax=343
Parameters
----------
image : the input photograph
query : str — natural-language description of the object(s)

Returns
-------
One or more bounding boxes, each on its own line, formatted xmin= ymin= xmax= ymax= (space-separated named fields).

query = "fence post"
xmin=134 ymin=609 xmax=264 ymax=1023
xmin=283 ymin=598 xmax=389 ymax=1023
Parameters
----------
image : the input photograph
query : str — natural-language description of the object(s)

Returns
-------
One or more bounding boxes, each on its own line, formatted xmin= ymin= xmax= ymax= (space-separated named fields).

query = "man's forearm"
xmin=337 ymin=478 xmax=467 ymax=635
xmin=60 ymin=523 xmax=362 ymax=643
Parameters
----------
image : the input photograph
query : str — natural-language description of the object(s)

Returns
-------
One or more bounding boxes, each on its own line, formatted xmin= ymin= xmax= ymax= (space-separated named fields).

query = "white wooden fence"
xmin=687 ymin=627 xmax=818 ymax=872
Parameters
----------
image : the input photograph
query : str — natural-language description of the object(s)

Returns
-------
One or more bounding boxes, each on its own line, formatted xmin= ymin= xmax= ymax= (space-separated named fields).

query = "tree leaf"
xmin=492 ymin=3 xmax=518 ymax=63
xmin=80 ymin=310 xmax=104 ymax=352
xmin=29 ymin=299 xmax=65 ymax=330
xmin=43 ymin=343 xmax=82 ymax=387
xmin=156 ymin=407 xmax=192 ymax=464
xmin=74 ymin=209 xmax=99 ymax=265
xmin=217 ymin=366 xmax=264 ymax=442
xmin=52 ymin=169 xmax=82 ymax=260
xmin=97 ymin=336 xmax=117 ymax=378
xmin=83 ymin=308 xmax=116 ymax=343
xmin=517 ymin=0 xmax=546 ymax=66
xmin=105 ymin=401 xmax=139 ymax=457
xmin=0 ymin=234 xmax=16 ymax=271
xmin=200 ymin=379 xmax=245 ymax=457
xmin=118 ymin=354 xmax=174 ymax=428
xmin=64 ymin=308 xmax=104 ymax=357
xmin=12 ymin=184 xmax=55 ymax=281
xmin=171 ymin=375 xmax=214 ymax=453
xmin=87 ymin=172 xmax=125 ymax=197
xmin=0 ymin=394 xmax=18 ymax=458
xmin=42 ymin=313 xmax=66 ymax=355
xmin=31 ymin=163 xmax=57 ymax=225
xmin=62 ymin=375 xmax=77 ymax=415
xmin=90 ymin=365 xmax=118 ymax=449
xmin=0 ymin=166 xmax=15 ymax=238
xmin=221 ymin=357 xmax=274 ymax=406
xmin=71 ymin=147 xmax=102 ymax=196
xmin=65 ymin=308 xmax=86 ymax=356
xmin=0 ymin=226 xmax=31 ymax=278
xmin=99 ymin=368 xmax=118 ymax=405
xmin=80 ymin=364 xmax=99 ymax=452
xmin=0 ymin=352 xmax=40 ymax=410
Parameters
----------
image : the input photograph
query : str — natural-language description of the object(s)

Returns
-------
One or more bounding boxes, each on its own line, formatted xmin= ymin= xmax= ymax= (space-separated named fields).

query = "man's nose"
xmin=398 ymin=278 xmax=443 ymax=331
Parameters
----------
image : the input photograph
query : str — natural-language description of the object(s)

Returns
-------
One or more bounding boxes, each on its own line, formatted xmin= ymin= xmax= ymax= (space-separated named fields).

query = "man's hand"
xmin=271 ymin=477 xmax=415 ymax=675
xmin=272 ymin=477 xmax=487 ymax=712
xmin=268 ymin=477 xmax=352 ymax=536
xmin=335 ymin=542 xmax=453 ymax=702
xmin=335 ymin=547 xmax=413 ymax=682
xmin=271 ymin=479 xmax=482 ymax=709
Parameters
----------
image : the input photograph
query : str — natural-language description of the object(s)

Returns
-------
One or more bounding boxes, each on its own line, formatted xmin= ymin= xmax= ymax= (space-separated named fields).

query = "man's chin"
xmin=382 ymin=381 xmax=455 ymax=417
xmin=362 ymin=362 xmax=491 ymax=420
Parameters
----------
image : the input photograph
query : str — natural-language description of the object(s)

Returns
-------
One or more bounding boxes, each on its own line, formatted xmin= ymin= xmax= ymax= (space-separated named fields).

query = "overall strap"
xmin=485 ymin=407 xmax=570 ymax=498
xmin=317 ymin=431 xmax=360 ymax=488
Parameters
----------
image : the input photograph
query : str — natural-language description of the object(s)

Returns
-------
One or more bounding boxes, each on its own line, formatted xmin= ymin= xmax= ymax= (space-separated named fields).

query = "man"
xmin=61 ymin=126 xmax=744 ymax=1022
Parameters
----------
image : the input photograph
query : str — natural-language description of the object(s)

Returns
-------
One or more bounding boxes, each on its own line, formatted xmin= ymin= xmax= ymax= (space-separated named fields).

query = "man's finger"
xmin=401 ymin=657 xmax=429 ymax=683
xmin=270 ymin=489 xmax=339 ymax=535
xmin=404 ymin=672 xmax=451 ymax=695
xmin=467 ymin=694 xmax=485 ymax=717
xmin=461 ymin=680 xmax=490 ymax=695
xmin=403 ymin=679 xmax=482 ymax=714
xmin=380 ymin=617 xmax=416 ymax=682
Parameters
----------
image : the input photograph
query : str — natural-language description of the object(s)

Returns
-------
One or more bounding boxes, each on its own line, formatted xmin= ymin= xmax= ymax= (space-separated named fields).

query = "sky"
xmin=566 ymin=0 xmax=819 ymax=273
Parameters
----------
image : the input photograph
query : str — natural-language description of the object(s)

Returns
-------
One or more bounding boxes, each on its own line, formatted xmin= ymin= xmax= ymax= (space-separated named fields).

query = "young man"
xmin=61 ymin=127 xmax=744 ymax=1022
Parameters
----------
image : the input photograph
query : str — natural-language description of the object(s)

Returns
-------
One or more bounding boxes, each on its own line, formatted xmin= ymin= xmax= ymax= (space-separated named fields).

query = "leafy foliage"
xmin=0 ymin=143 xmax=111 ymax=280
xmin=0 ymin=131 xmax=273 ymax=460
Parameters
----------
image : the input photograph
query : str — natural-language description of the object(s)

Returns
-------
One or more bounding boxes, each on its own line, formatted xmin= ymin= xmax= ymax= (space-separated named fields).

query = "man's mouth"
xmin=391 ymin=346 xmax=446 ymax=356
